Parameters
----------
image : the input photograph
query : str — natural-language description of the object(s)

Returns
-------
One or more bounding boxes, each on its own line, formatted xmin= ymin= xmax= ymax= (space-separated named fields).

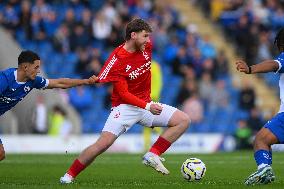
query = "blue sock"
xmin=254 ymin=150 xmax=272 ymax=166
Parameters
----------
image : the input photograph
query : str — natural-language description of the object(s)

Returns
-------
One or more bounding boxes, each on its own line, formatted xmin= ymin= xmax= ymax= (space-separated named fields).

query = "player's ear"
xmin=131 ymin=32 xmax=136 ymax=39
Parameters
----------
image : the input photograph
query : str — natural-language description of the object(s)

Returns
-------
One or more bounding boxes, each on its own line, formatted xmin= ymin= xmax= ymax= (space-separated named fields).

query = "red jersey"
xmin=98 ymin=42 xmax=152 ymax=108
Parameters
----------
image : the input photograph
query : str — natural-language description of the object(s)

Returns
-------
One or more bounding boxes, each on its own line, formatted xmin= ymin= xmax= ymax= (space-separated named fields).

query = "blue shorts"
xmin=0 ymin=138 xmax=2 ymax=144
xmin=264 ymin=112 xmax=284 ymax=143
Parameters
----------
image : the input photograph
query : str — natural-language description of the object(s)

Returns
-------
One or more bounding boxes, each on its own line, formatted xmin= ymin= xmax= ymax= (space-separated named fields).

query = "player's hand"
xmin=236 ymin=60 xmax=250 ymax=74
xmin=87 ymin=75 xmax=98 ymax=84
xmin=150 ymin=103 xmax=163 ymax=115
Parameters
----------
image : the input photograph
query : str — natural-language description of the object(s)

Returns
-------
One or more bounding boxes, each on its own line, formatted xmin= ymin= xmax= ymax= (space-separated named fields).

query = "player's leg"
xmin=60 ymin=104 xmax=140 ymax=183
xmin=245 ymin=113 xmax=284 ymax=185
xmin=142 ymin=105 xmax=190 ymax=175
xmin=60 ymin=131 xmax=117 ymax=183
xmin=245 ymin=128 xmax=278 ymax=185
xmin=0 ymin=138 xmax=5 ymax=161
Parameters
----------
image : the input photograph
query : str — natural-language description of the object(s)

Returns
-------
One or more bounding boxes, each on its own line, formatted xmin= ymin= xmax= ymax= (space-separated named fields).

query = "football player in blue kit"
xmin=0 ymin=50 xmax=97 ymax=161
xmin=236 ymin=28 xmax=284 ymax=185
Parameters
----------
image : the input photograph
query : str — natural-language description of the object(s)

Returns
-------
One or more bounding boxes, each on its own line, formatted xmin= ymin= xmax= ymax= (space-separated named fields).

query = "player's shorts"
xmin=102 ymin=103 xmax=177 ymax=136
xmin=264 ymin=112 xmax=284 ymax=143
xmin=0 ymin=138 xmax=2 ymax=144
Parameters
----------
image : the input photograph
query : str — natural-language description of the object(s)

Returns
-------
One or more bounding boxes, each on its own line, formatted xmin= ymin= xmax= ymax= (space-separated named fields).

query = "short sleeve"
xmin=275 ymin=52 xmax=284 ymax=73
xmin=33 ymin=76 xmax=49 ymax=89
xmin=0 ymin=72 xmax=8 ymax=94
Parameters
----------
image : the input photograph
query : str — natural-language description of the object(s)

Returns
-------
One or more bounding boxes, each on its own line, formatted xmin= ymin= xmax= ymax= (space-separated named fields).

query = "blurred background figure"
xmin=32 ymin=94 xmax=47 ymax=134
xmin=48 ymin=105 xmax=72 ymax=138
xmin=235 ymin=119 xmax=252 ymax=150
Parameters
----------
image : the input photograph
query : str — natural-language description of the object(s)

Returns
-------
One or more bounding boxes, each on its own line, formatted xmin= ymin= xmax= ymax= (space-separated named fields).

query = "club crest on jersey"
xmin=24 ymin=86 xmax=31 ymax=93
xmin=114 ymin=111 xmax=120 ymax=119
xmin=126 ymin=65 xmax=131 ymax=72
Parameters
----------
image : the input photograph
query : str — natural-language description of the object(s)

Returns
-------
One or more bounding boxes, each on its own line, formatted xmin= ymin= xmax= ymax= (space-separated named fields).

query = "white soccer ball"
xmin=181 ymin=158 xmax=206 ymax=181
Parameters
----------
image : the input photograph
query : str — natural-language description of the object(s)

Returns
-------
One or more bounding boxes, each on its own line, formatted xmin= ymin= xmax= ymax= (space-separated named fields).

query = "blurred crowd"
xmin=197 ymin=0 xmax=282 ymax=88
xmin=0 ymin=0 xmax=270 ymax=148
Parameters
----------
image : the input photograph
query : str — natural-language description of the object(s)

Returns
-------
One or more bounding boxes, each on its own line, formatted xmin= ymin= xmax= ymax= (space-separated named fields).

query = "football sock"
xmin=149 ymin=136 xmax=171 ymax=156
xmin=67 ymin=159 xmax=86 ymax=178
xmin=254 ymin=150 xmax=272 ymax=170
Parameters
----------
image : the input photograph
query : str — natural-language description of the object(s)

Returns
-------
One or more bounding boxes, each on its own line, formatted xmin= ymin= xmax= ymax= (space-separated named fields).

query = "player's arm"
xmin=236 ymin=60 xmax=279 ymax=74
xmin=113 ymin=79 xmax=162 ymax=115
xmin=47 ymin=75 xmax=98 ymax=89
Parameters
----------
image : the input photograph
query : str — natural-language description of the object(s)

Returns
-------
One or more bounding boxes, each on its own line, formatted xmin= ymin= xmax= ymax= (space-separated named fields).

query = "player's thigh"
xmin=103 ymin=104 xmax=142 ymax=136
xmin=167 ymin=109 xmax=190 ymax=127
xmin=255 ymin=128 xmax=279 ymax=146
xmin=144 ymin=104 xmax=181 ymax=127
xmin=258 ymin=113 xmax=284 ymax=144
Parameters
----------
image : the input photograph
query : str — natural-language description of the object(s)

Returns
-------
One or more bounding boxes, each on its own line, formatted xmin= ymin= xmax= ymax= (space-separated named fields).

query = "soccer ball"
xmin=181 ymin=158 xmax=206 ymax=181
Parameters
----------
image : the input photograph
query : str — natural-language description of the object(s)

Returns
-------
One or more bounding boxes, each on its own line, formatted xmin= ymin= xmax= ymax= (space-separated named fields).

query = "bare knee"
xmin=253 ymin=128 xmax=278 ymax=150
xmin=178 ymin=112 xmax=190 ymax=130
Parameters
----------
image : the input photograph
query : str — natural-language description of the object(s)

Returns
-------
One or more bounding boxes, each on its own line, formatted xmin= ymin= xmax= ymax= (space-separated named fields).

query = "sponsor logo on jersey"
xmin=0 ymin=96 xmax=17 ymax=104
xmin=24 ymin=86 xmax=31 ymax=93
xmin=128 ymin=61 xmax=151 ymax=80
xmin=126 ymin=65 xmax=131 ymax=72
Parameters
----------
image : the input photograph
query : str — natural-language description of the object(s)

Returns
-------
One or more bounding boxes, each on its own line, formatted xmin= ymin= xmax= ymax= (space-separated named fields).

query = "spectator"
xmin=18 ymin=0 xmax=32 ymax=40
xmin=182 ymin=90 xmax=204 ymax=124
xmin=48 ymin=105 xmax=72 ymax=138
xmin=235 ymin=119 xmax=252 ymax=150
xmin=213 ymin=50 xmax=229 ymax=78
xmin=32 ymin=95 xmax=47 ymax=134
xmin=238 ymin=81 xmax=256 ymax=112
xmin=247 ymin=107 xmax=264 ymax=134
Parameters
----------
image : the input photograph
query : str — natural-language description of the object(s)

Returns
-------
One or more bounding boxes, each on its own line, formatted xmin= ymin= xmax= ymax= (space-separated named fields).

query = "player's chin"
xmin=140 ymin=45 xmax=146 ymax=51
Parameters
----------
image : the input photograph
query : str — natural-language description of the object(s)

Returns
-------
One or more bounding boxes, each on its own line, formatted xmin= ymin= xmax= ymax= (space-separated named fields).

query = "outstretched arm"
xmin=47 ymin=75 xmax=98 ymax=89
xmin=235 ymin=60 xmax=279 ymax=74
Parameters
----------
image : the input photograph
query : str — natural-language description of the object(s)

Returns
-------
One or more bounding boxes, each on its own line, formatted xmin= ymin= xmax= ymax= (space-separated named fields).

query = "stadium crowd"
xmin=0 ymin=0 xmax=267 ymax=142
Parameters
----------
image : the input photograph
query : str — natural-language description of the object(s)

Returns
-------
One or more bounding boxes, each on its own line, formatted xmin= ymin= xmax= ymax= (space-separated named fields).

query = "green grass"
xmin=0 ymin=151 xmax=283 ymax=189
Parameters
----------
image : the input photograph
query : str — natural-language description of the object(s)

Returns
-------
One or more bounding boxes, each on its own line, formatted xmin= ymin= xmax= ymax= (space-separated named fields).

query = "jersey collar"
xmin=14 ymin=70 xmax=26 ymax=84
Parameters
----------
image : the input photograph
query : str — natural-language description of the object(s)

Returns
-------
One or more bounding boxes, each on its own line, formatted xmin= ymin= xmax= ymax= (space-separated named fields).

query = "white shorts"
xmin=102 ymin=103 xmax=177 ymax=136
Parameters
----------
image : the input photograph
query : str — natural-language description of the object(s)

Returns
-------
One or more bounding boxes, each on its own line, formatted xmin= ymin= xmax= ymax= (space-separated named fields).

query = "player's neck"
xmin=16 ymin=69 xmax=28 ymax=82
xmin=123 ymin=41 xmax=137 ymax=53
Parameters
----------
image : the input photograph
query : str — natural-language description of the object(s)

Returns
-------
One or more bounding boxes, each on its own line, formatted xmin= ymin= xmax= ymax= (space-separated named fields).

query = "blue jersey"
xmin=0 ymin=68 xmax=49 ymax=116
xmin=274 ymin=52 xmax=284 ymax=112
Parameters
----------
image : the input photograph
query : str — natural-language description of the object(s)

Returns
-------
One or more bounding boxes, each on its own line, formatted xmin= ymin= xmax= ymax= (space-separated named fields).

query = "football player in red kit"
xmin=60 ymin=18 xmax=190 ymax=184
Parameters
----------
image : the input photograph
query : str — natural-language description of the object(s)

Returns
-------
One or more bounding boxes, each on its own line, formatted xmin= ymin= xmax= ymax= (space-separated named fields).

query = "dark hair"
xmin=274 ymin=28 xmax=284 ymax=51
xmin=18 ymin=50 xmax=40 ymax=65
xmin=125 ymin=18 xmax=152 ymax=40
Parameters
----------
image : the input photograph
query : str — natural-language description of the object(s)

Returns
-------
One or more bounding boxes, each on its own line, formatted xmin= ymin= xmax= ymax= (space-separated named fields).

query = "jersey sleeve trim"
xmin=43 ymin=79 xmax=49 ymax=89
xmin=275 ymin=59 xmax=282 ymax=73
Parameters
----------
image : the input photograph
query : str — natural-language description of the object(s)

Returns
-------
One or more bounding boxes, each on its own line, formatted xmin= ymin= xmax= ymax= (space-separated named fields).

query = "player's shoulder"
xmin=278 ymin=52 xmax=284 ymax=58
xmin=115 ymin=44 xmax=132 ymax=59
xmin=0 ymin=68 xmax=16 ymax=79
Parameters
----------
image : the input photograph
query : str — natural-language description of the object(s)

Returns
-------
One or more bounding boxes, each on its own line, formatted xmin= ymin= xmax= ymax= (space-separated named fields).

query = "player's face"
xmin=134 ymin=30 xmax=150 ymax=51
xmin=25 ymin=60 xmax=41 ymax=80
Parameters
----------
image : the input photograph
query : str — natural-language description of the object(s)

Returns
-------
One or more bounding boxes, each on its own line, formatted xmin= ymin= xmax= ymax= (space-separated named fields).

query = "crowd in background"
xmin=195 ymin=0 xmax=284 ymax=148
xmin=0 ymin=0 xmax=272 ymax=149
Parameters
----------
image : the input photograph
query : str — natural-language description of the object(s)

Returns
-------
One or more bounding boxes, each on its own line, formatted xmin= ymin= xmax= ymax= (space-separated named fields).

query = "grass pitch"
xmin=0 ymin=151 xmax=283 ymax=189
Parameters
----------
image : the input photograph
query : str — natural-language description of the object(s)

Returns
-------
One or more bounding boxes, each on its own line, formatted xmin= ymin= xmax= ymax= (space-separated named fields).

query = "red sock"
xmin=67 ymin=159 xmax=86 ymax=178
xmin=149 ymin=136 xmax=171 ymax=156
